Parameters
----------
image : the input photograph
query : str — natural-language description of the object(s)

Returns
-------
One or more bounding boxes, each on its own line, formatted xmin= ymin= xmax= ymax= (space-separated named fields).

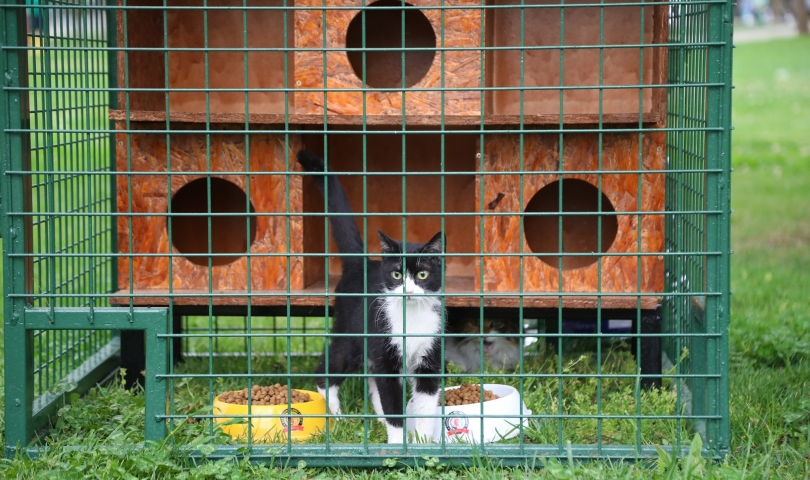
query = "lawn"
xmin=1 ymin=36 xmax=809 ymax=478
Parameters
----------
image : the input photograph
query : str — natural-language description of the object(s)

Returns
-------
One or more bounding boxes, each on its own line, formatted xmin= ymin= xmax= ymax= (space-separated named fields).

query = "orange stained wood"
xmin=476 ymin=131 xmax=666 ymax=294
xmin=116 ymin=124 xmax=304 ymax=292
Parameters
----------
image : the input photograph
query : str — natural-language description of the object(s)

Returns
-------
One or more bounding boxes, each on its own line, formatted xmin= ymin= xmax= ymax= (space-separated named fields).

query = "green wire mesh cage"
xmin=1 ymin=0 xmax=731 ymax=464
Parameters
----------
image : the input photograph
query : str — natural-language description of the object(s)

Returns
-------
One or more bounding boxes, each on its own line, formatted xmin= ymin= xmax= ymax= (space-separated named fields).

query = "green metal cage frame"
xmin=1 ymin=0 xmax=732 ymax=465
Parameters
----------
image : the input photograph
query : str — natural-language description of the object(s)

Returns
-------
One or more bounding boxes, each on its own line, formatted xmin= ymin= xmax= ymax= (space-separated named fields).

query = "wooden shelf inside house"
xmin=110 ymin=276 xmax=662 ymax=310
xmin=109 ymin=110 xmax=665 ymax=126
xmin=118 ymin=0 xmax=294 ymax=116
xmin=483 ymin=0 xmax=669 ymax=121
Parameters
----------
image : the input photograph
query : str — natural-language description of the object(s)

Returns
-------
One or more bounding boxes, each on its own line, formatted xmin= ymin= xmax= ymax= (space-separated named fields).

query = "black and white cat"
xmin=297 ymin=150 xmax=445 ymax=444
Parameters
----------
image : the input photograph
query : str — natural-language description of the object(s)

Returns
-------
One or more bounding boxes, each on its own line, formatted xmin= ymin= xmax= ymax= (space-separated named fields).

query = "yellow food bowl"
xmin=213 ymin=389 xmax=328 ymax=442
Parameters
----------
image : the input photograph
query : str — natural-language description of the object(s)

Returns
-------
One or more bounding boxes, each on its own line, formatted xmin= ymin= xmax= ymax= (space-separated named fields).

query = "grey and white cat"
xmin=444 ymin=318 xmax=521 ymax=372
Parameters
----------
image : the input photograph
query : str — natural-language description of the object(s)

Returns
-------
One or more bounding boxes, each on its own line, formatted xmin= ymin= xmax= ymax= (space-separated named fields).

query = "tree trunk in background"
xmin=771 ymin=0 xmax=786 ymax=21
xmin=796 ymin=0 xmax=809 ymax=35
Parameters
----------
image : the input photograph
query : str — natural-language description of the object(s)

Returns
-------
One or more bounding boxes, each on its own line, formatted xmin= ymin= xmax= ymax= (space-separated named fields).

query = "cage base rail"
xmin=15 ymin=442 xmax=727 ymax=465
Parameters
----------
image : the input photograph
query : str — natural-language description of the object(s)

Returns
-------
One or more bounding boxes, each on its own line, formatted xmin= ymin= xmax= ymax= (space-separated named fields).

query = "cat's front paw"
xmin=328 ymin=406 xmax=343 ymax=420
xmin=318 ymin=385 xmax=342 ymax=420
xmin=406 ymin=392 xmax=440 ymax=442
xmin=385 ymin=423 xmax=405 ymax=444
xmin=413 ymin=419 xmax=436 ymax=442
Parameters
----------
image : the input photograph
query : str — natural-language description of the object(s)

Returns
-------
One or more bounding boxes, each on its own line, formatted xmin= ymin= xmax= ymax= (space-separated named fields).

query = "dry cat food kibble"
xmin=218 ymin=384 xmax=311 ymax=405
xmin=441 ymin=384 xmax=500 ymax=406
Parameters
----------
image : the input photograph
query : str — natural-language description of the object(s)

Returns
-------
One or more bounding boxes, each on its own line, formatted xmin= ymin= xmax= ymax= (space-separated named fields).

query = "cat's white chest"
xmin=383 ymin=299 xmax=442 ymax=372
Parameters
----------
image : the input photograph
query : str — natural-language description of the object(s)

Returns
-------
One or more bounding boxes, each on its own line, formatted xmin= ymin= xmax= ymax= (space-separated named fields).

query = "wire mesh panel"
xmin=663 ymin=0 xmax=732 ymax=452
xmin=0 ymin=0 xmax=119 ymax=447
xmin=0 ymin=0 xmax=732 ymax=464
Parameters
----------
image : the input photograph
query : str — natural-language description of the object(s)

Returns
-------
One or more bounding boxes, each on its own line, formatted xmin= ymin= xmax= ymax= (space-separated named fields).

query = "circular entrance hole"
xmin=168 ymin=177 xmax=257 ymax=267
xmin=345 ymin=0 xmax=436 ymax=88
xmin=524 ymin=179 xmax=618 ymax=270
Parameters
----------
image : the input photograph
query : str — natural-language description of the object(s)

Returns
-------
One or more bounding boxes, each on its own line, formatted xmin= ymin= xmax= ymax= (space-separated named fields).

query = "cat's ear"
xmin=422 ymin=231 xmax=444 ymax=255
xmin=378 ymin=230 xmax=399 ymax=255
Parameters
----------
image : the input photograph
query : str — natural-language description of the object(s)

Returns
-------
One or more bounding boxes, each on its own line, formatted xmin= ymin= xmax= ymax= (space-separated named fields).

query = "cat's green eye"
xmin=491 ymin=320 xmax=505 ymax=330
xmin=391 ymin=271 xmax=403 ymax=280
xmin=417 ymin=271 xmax=429 ymax=280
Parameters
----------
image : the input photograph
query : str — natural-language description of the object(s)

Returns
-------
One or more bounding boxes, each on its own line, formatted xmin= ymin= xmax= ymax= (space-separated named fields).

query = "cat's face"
xmin=447 ymin=318 xmax=521 ymax=371
xmin=458 ymin=318 xmax=520 ymax=353
xmin=378 ymin=230 xmax=444 ymax=300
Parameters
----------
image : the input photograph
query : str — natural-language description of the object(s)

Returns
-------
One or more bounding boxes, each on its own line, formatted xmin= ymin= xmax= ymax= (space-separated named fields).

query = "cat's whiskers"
xmin=371 ymin=296 xmax=396 ymax=329
xmin=416 ymin=295 xmax=432 ymax=312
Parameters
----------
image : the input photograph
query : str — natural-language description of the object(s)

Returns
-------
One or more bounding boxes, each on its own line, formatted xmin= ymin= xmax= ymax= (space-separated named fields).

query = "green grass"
xmin=28 ymin=345 xmax=688 ymax=449
xmin=2 ymin=36 xmax=810 ymax=478
xmin=728 ymin=38 xmax=810 ymax=370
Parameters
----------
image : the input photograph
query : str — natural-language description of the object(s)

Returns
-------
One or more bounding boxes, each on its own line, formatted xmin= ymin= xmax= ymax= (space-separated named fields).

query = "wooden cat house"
xmin=111 ymin=0 xmax=668 ymax=311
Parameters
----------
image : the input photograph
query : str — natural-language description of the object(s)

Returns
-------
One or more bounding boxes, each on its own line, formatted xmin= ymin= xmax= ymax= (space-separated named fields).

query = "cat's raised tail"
xmin=296 ymin=150 xmax=364 ymax=257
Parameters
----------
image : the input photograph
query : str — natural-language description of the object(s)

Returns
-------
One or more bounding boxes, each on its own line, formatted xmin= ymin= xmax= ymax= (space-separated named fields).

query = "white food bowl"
xmin=407 ymin=384 xmax=532 ymax=443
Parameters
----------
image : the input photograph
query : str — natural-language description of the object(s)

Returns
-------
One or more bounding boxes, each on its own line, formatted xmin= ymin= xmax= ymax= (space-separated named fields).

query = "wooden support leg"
xmin=173 ymin=313 xmax=184 ymax=365
xmin=632 ymin=308 xmax=662 ymax=391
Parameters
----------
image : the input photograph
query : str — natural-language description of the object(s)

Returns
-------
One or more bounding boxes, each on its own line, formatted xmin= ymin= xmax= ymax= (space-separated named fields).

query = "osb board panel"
xmin=295 ymin=0 xmax=482 ymax=116
xmin=301 ymin=132 xmax=477 ymax=278
xmin=111 ymin=109 xmax=660 ymax=126
xmin=117 ymin=0 xmax=293 ymax=114
xmin=476 ymin=132 xmax=666 ymax=294
xmin=110 ymin=276 xmax=662 ymax=309
xmin=116 ymin=124 xmax=303 ymax=291
xmin=486 ymin=0 xmax=667 ymax=118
